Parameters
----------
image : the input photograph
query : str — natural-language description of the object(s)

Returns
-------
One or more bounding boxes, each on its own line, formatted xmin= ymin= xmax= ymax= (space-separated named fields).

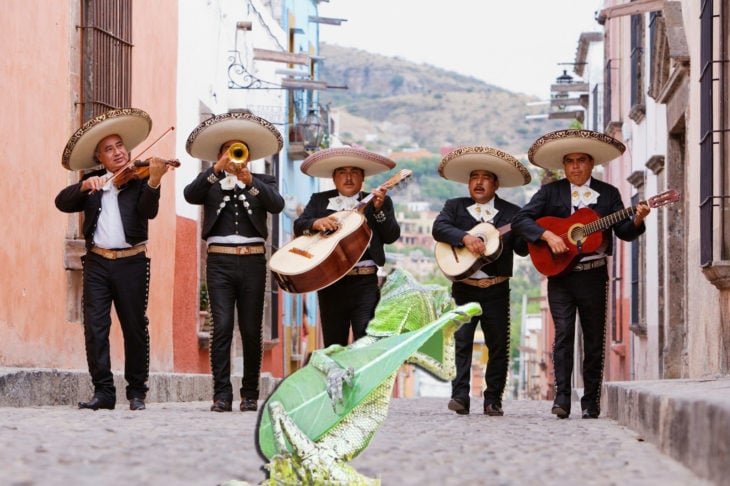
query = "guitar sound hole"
xmin=570 ymin=226 xmax=585 ymax=241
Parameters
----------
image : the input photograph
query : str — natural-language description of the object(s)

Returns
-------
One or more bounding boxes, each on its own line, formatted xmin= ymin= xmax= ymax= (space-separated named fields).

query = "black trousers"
xmin=316 ymin=273 xmax=380 ymax=347
xmin=547 ymin=266 xmax=608 ymax=413
xmin=206 ymin=252 xmax=266 ymax=402
xmin=451 ymin=280 xmax=511 ymax=407
xmin=82 ymin=252 xmax=150 ymax=401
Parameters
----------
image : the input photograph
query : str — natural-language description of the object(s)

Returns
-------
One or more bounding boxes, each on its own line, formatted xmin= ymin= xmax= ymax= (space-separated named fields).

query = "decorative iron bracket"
xmin=227 ymin=50 xmax=283 ymax=90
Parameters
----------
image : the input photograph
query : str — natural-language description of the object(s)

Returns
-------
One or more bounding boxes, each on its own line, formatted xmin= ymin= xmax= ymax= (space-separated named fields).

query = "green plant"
xmin=199 ymin=282 xmax=210 ymax=311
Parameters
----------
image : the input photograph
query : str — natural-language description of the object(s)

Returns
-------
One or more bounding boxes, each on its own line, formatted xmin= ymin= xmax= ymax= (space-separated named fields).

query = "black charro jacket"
xmin=293 ymin=189 xmax=400 ymax=266
xmin=55 ymin=168 xmax=161 ymax=250
xmin=183 ymin=167 xmax=284 ymax=240
xmin=511 ymin=177 xmax=646 ymax=256
xmin=432 ymin=194 xmax=528 ymax=278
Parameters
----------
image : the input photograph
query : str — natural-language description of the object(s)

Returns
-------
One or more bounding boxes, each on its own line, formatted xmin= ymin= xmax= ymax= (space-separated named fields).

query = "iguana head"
xmin=366 ymin=267 xmax=454 ymax=337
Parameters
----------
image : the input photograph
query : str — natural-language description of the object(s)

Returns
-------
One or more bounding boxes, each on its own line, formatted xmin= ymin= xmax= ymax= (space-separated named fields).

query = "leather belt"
xmin=208 ymin=244 xmax=265 ymax=256
xmin=460 ymin=275 xmax=509 ymax=288
xmin=346 ymin=266 xmax=378 ymax=276
xmin=572 ymin=258 xmax=607 ymax=272
xmin=90 ymin=245 xmax=147 ymax=260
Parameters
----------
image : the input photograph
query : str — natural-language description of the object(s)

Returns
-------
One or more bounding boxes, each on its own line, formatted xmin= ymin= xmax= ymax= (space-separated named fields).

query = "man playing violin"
xmin=184 ymin=112 xmax=284 ymax=413
xmin=432 ymin=146 xmax=531 ymax=417
xmin=55 ymin=108 xmax=172 ymax=411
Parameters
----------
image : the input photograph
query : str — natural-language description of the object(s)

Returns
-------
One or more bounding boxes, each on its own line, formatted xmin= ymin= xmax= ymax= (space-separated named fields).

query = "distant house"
xmin=389 ymin=148 xmax=434 ymax=161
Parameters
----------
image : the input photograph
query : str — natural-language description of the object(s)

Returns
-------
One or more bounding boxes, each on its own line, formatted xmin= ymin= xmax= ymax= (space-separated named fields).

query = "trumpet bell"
xmin=228 ymin=142 xmax=249 ymax=164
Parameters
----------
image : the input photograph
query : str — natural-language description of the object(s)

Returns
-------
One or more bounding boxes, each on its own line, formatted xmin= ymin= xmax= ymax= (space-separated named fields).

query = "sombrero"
xmin=61 ymin=108 xmax=152 ymax=170
xmin=186 ymin=112 xmax=283 ymax=162
xmin=528 ymin=129 xmax=625 ymax=170
xmin=438 ymin=146 xmax=531 ymax=187
xmin=300 ymin=147 xmax=396 ymax=178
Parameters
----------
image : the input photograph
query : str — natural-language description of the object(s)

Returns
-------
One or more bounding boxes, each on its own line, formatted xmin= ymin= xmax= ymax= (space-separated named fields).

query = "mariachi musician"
xmin=432 ymin=146 xmax=531 ymax=417
xmin=183 ymin=111 xmax=284 ymax=413
xmin=511 ymin=129 xmax=650 ymax=420
xmin=55 ymin=107 xmax=173 ymax=411
xmin=293 ymin=147 xmax=400 ymax=348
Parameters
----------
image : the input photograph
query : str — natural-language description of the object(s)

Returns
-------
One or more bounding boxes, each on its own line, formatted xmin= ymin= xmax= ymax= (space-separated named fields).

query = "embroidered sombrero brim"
xmin=186 ymin=112 xmax=283 ymax=162
xmin=438 ymin=146 xmax=531 ymax=187
xmin=61 ymin=108 xmax=152 ymax=171
xmin=528 ymin=129 xmax=626 ymax=170
xmin=300 ymin=147 xmax=396 ymax=178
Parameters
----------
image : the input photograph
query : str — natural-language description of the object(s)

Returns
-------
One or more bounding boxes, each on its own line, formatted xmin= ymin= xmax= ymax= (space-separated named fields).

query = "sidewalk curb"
xmin=604 ymin=378 xmax=730 ymax=485
xmin=0 ymin=367 xmax=279 ymax=407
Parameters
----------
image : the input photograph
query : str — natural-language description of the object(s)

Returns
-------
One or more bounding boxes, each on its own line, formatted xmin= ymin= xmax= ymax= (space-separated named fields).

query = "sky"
xmin=317 ymin=0 xmax=604 ymax=99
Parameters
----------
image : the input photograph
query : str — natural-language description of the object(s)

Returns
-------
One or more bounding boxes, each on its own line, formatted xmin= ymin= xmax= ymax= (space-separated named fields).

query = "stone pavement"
xmin=0 ymin=397 xmax=712 ymax=486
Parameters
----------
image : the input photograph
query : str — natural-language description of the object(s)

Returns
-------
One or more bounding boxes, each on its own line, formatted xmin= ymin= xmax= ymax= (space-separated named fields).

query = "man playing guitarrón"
xmin=293 ymin=147 xmax=400 ymax=348
xmin=512 ymin=129 xmax=650 ymax=419
xmin=432 ymin=146 xmax=531 ymax=416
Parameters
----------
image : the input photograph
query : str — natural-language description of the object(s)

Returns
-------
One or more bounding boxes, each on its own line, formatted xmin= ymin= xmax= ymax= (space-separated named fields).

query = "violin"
xmin=111 ymin=158 xmax=181 ymax=187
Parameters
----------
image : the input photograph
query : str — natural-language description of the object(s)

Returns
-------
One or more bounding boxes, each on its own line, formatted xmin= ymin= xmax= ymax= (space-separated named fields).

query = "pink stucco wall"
xmin=0 ymin=1 xmax=206 ymax=375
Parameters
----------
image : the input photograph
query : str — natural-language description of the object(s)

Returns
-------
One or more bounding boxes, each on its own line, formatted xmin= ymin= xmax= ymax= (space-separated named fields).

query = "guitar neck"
xmin=355 ymin=193 xmax=374 ymax=213
xmin=354 ymin=169 xmax=413 ymax=213
xmin=584 ymin=205 xmax=637 ymax=235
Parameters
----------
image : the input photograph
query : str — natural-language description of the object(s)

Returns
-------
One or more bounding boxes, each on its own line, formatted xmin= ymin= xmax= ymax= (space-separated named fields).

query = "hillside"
xmin=318 ymin=43 xmax=568 ymax=158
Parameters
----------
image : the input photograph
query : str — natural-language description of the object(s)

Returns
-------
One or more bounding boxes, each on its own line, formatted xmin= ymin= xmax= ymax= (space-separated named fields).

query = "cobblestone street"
xmin=1 ymin=397 xmax=710 ymax=486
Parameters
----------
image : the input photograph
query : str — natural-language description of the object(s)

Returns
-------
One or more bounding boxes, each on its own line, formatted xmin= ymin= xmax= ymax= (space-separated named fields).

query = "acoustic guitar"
xmin=269 ymin=169 xmax=413 ymax=294
xmin=527 ymin=189 xmax=680 ymax=277
xmin=434 ymin=222 xmax=511 ymax=281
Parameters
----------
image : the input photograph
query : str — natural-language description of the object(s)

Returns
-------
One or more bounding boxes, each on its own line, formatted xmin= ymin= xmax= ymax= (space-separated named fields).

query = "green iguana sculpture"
xmin=224 ymin=268 xmax=481 ymax=485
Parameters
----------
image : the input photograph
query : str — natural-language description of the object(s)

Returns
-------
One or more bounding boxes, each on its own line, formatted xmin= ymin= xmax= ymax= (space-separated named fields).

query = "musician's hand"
xmin=81 ymin=176 xmax=106 ymax=193
xmin=234 ymin=165 xmax=253 ymax=185
xmin=147 ymin=157 xmax=169 ymax=188
xmin=462 ymin=234 xmax=485 ymax=256
xmin=541 ymin=230 xmax=568 ymax=255
xmin=371 ymin=187 xmax=387 ymax=210
xmin=633 ymin=202 xmax=651 ymax=226
xmin=213 ymin=152 xmax=230 ymax=175
xmin=313 ymin=216 xmax=340 ymax=233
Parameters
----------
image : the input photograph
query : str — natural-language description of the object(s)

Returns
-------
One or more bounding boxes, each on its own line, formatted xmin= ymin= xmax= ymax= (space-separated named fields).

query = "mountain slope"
xmin=318 ymin=43 xmax=567 ymax=157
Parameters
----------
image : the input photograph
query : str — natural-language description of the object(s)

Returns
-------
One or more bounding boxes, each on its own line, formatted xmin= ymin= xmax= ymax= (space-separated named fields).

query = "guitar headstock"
xmin=647 ymin=189 xmax=680 ymax=209
xmin=382 ymin=169 xmax=414 ymax=190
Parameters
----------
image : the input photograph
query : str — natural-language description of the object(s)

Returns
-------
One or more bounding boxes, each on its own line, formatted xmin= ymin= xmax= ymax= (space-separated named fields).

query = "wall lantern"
xmin=299 ymin=109 xmax=326 ymax=150
xmin=555 ymin=69 xmax=574 ymax=84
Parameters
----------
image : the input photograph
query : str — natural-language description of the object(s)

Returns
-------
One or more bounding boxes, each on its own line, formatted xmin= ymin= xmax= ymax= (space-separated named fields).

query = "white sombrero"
xmin=528 ymin=129 xmax=626 ymax=170
xmin=61 ymin=108 xmax=152 ymax=170
xmin=186 ymin=112 xmax=283 ymax=162
xmin=438 ymin=146 xmax=531 ymax=187
xmin=300 ymin=147 xmax=396 ymax=178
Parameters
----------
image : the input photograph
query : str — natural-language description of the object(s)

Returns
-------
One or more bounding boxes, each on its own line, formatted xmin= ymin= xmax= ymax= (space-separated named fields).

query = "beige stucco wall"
xmin=680 ymin=0 xmax=726 ymax=378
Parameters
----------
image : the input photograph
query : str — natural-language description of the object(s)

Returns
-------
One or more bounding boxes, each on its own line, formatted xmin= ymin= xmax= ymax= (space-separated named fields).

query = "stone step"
xmin=0 ymin=367 xmax=279 ymax=407
xmin=604 ymin=377 xmax=730 ymax=485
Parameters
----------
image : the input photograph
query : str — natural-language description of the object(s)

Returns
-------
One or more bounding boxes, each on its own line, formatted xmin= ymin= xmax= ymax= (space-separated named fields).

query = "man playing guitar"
xmin=293 ymin=147 xmax=401 ymax=348
xmin=512 ymin=129 xmax=650 ymax=420
xmin=432 ymin=146 xmax=531 ymax=417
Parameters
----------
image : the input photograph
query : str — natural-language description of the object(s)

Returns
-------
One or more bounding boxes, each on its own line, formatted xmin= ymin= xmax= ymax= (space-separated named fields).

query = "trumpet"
xmin=228 ymin=142 xmax=249 ymax=171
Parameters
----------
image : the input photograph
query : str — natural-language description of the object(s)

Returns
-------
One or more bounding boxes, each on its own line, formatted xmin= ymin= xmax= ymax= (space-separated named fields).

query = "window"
xmin=629 ymin=13 xmax=646 ymax=122
xmin=81 ymin=0 xmax=133 ymax=120
xmin=699 ymin=0 xmax=730 ymax=267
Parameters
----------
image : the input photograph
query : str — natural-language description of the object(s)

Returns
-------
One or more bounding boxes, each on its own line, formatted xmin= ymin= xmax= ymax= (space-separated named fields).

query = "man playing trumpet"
xmin=184 ymin=112 xmax=285 ymax=413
